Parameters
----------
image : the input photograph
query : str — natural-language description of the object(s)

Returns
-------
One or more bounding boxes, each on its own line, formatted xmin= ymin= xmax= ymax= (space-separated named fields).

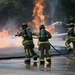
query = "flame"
xmin=28 ymin=0 xmax=45 ymax=32
xmin=0 ymin=29 xmax=9 ymax=38
xmin=0 ymin=29 xmax=22 ymax=48
xmin=28 ymin=0 xmax=55 ymax=34
xmin=0 ymin=0 xmax=55 ymax=48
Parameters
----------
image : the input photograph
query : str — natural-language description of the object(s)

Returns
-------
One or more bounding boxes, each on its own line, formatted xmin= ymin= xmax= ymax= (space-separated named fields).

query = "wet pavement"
xmin=0 ymin=55 xmax=75 ymax=75
xmin=0 ymin=38 xmax=75 ymax=75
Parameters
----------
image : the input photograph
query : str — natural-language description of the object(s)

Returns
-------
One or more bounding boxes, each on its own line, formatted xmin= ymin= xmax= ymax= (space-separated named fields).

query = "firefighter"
xmin=65 ymin=23 xmax=75 ymax=55
xmin=37 ymin=25 xmax=52 ymax=65
xmin=15 ymin=23 xmax=38 ymax=64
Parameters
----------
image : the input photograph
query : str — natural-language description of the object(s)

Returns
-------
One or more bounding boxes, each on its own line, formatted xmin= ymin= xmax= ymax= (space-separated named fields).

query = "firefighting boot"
xmin=24 ymin=60 xmax=30 ymax=65
xmin=40 ymin=61 xmax=45 ymax=65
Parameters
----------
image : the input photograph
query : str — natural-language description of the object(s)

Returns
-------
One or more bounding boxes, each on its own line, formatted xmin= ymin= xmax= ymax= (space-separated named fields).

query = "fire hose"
xmin=50 ymin=43 xmax=75 ymax=62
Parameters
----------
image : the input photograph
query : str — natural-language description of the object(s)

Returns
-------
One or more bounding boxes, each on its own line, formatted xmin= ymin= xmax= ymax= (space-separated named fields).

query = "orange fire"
xmin=0 ymin=0 xmax=55 ymax=48
xmin=28 ymin=0 xmax=45 ymax=32
xmin=28 ymin=0 xmax=55 ymax=34
xmin=0 ymin=29 xmax=22 ymax=48
xmin=0 ymin=29 xmax=9 ymax=38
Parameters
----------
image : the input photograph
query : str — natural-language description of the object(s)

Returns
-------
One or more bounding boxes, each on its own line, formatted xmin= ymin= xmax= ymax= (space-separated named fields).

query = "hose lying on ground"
xmin=50 ymin=43 xmax=75 ymax=62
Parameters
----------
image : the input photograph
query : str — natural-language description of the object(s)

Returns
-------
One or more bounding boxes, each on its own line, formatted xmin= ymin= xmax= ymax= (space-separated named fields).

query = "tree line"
xmin=0 ymin=0 xmax=75 ymax=27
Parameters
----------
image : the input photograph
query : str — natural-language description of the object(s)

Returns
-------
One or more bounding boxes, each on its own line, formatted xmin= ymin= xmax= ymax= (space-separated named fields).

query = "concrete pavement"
xmin=0 ymin=37 xmax=75 ymax=75
xmin=0 ymin=55 xmax=75 ymax=75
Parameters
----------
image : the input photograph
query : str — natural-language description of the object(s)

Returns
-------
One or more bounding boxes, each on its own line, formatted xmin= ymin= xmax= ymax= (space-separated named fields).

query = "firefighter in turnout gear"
xmin=38 ymin=25 xmax=52 ymax=65
xmin=65 ymin=23 xmax=75 ymax=55
xmin=15 ymin=23 xmax=38 ymax=64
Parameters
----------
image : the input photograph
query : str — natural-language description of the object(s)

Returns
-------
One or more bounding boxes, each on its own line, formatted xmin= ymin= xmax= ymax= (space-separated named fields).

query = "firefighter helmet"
xmin=40 ymin=25 xmax=45 ymax=30
xmin=22 ymin=23 xmax=28 ymax=28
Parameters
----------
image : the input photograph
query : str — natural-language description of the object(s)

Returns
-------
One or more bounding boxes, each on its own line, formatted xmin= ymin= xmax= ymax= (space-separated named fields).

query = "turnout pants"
xmin=65 ymin=38 xmax=75 ymax=55
xmin=24 ymin=44 xmax=38 ymax=63
xmin=38 ymin=43 xmax=51 ymax=64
